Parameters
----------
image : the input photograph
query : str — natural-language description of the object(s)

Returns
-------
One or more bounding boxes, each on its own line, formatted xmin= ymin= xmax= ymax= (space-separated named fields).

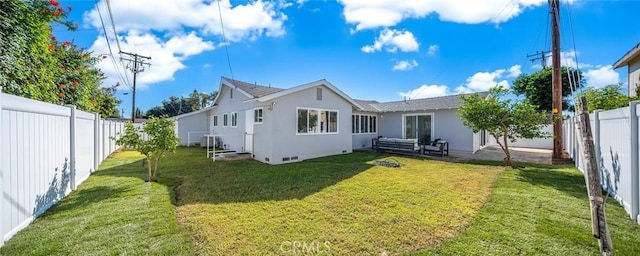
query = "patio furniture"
xmin=374 ymin=137 xmax=421 ymax=155
xmin=424 ymin=139 xmax=448 ymax=157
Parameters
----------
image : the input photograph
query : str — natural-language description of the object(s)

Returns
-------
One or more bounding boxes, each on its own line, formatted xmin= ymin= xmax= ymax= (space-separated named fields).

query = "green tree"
xmin=458 ymin=86 xmax=549 ymax=167
xmin=512 ymin=67 xmax=583 ymax=112
xmin=582 ymin=84 xmax=639 ymax=113
xmin=1 ymin=0 xmax=120 ymax=117
xmin=114 ymin=117 xmax=179 ymax=182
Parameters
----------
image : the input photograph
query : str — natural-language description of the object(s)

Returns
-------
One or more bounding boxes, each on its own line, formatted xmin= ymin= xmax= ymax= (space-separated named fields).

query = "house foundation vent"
xmin=282 ymin=157 xmax=291 ymax=162
xmin=291 ymin=156 xmax=298 ymax=160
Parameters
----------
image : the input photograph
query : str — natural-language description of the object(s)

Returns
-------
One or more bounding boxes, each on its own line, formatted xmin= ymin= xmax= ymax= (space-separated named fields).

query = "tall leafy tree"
xmin=1 ymin=0 xmax=120 ymax=117
xmin=512 ymin=67 xmax=583 ymax=112
xmin=458 ymin=86 xmax=549 ymax=167
xmin=582 ymin=84 xmax=639 ymax=113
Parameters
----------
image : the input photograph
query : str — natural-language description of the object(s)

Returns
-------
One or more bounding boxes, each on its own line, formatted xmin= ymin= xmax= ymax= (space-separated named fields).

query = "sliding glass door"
xmin=404 ymin=114 xmax=432 ymax=144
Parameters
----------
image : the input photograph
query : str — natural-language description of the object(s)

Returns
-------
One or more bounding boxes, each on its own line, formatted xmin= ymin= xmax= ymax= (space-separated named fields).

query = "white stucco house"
xmin=175 ymin=77 xmax=486 ymax=164
xmin=613 ymin=42 xmax=640 ymax=97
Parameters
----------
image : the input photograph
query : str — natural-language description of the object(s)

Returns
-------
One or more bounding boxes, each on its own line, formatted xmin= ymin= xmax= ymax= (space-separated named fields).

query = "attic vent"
xmin=316 ymin=88 xmax=322 ymax=100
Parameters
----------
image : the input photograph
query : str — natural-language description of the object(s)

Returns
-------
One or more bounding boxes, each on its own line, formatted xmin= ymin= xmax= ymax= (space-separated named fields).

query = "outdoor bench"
xmin=423 ymin=140 xmax=449 ymax=157
xmin=373 ymin=138 xmax=421 ymax=155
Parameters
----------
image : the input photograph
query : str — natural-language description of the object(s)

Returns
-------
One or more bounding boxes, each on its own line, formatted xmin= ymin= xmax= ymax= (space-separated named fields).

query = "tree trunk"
xmin=146 ymin=157 xmax=153 ymax=182
xmin=493 ymin=132 xmax=514 ymax=168
xmin=153 ymin=157 xmax=160 ymax=182
xmin=502 ymin=131 xmax=514 ymax=167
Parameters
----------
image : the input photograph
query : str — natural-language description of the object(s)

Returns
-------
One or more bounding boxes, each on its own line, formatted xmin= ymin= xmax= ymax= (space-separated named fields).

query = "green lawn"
xmin=1 ymin=148 xmax=639 ymax=255
xmin=0 ymin=151 xmax=194 ymax=255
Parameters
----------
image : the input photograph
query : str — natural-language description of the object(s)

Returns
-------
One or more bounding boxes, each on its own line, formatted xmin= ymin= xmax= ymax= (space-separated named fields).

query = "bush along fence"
xmin=0 ymin=90 xmax=128 ymax=246
xmin=564 ymin=101 xmax=640 ymax=224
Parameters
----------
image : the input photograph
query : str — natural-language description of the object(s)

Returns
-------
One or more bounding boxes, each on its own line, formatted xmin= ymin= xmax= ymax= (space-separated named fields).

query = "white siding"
xmin=377 ymin=109 xmax=476 ymax=154
xmin=1 ymin=92 xmax=127 ymax=246
xmin=211 ymin=86 xmax=262 ymax=153
xmin=176 ymin=111 xmax=210 ymax=146
xmin=264 ymin=85 xmax=353 ymax=164
xmin=628 ymin=55 xmax=640 ymax=97
xmin=351 ymin=111 xmax=379 ymax=149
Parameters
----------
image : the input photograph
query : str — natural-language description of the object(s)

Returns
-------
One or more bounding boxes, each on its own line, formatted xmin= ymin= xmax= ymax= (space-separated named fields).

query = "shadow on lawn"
xmin=516 ymin=167 xmax=588 ymax=199
xmin=171 ymin=153 xmax=380 ymax=205
xmin=38 ymin=186 xmax=131 ymax=218
xmin=91 ymin=149 xmax=382 ymax=205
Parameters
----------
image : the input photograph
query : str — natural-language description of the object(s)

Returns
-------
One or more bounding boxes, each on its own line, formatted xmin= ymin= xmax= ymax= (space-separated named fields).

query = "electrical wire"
xmin=105 ymin=0 xmax=122 ymax=53
xmin=217 ymin=0 xmax=235 ymax=81
xmin=95 ymin=0 xmax=132 ymax=91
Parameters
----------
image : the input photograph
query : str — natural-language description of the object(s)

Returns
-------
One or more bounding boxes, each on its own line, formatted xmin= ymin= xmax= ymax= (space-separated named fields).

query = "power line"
xmin=217 ymin=0 xmax=235 ymax=81
xmin=95 ymin=0 xmax=131 ymax=91
xmin=105 ymin=0 xmax=122 ymax=53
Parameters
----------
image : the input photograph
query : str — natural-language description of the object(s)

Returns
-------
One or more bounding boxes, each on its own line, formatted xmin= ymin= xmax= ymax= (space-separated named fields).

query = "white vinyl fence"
xmin=0 ymin=92 xmax=128 ymax=246
xmin=564 ymin=101 xmax=640 ymax=223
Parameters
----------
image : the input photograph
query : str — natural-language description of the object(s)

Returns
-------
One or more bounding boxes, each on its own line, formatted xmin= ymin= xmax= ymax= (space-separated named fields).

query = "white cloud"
xmin=427 ymin=44 xmax=439 ymax=56
xmin=84 ymin=0 xmax=288 ymax=42
xmin=338 ymin=0 xmax=549 ymax=31
xmin=392 ymin=59 xmax=419 ymax=71
xmin=399 ymin=84 xmax=449 ymax=99
xmin=507 ymin=64 xmax=522 ymax=78
xmin=398 ymin=65 xmax=517 ymax=99
xmin=464 ymin=69 xmax=509 ymax=91
xmin=584 ymin=65 xmax=620 ymax=89
xmin=83 ymin=0 xmax=287 ymax=88
xmin=361 ymin=28 xmax=419 ymax=53
xmin=91 ymin=31 xmax=215 ymax=90
xmin=538 ymin=50 xmax=593 ymax=69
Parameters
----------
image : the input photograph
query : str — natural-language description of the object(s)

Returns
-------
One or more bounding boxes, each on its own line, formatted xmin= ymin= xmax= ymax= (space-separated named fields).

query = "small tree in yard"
xmin=458 ymin=86 xmax=549 ymax=167
xmin=115 ymin=117 xmax=179 ymax=182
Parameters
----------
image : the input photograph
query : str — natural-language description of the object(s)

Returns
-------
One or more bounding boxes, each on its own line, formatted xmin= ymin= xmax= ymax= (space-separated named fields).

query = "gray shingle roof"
xmin=363 ymin=92 xmax=488 ymax=112
xmin=353 ymin=99 xmax=381 ymax=112
xmin=223 ymin=77 xmax=285 ymax=98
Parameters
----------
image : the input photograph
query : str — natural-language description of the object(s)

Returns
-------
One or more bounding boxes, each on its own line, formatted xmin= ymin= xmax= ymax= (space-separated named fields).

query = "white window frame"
xmin=401 ymin=112 xmax=435 ymax=142
xmin=231 ymin=112 xmax=238 ymax=127
xmin=254 ymin=107 xmax=263 ymax=124
xmin=296 ymin=107 xmax=339 ymax=135
xmin=213 ymin=115 xmax=218 ymax=127
xmin=352 ymin=114 xmax=377 ymax=134
xmin=223 ymin=113 xmax=228 ymax=127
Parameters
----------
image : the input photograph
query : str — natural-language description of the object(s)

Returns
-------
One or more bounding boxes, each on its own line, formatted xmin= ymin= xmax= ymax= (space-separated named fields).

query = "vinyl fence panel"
xmin=0 ymin=92 xmax=129 ymax=246
xmin=564 ymin=101 xmax=640 ymax=224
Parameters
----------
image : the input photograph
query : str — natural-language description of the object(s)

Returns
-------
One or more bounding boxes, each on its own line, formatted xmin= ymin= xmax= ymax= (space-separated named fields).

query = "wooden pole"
xmin=550 ymin=0 xmax=564 ymax=161
xmin=578 ymin=96 xmax=612 ymax=255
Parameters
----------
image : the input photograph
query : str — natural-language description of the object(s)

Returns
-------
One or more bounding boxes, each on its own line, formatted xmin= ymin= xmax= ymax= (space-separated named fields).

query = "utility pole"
xmin=550 ymin=0 xmax=564 ymax=161
xmin=527 ymin=50 xmax=551 ymax=69
xmin=578 ymin=97 xmax=613 ymax=255
xmin=120 ymin=51 xmax=151 ymax=123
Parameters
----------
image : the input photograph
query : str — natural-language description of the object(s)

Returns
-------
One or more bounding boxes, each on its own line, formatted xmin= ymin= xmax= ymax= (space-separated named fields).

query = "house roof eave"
xmin=613 ymin=43 xmax=640 ymax=69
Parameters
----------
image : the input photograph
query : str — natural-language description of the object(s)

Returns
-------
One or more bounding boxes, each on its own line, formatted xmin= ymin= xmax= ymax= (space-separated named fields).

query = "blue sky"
xmin=54 ymin=0 xmax=639 ymax=116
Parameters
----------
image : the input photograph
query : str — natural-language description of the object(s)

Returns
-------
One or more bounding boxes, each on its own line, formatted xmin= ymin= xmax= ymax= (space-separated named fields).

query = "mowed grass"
xmin=0 ymin=151 xmax=194 ymax=255
xmin=2 ymin=148 xmax=640 ymax=255
xmin=418 ymin=161 xmax=640 ymax=255
xmin=164 ymin=149 xmax=502 ymax=255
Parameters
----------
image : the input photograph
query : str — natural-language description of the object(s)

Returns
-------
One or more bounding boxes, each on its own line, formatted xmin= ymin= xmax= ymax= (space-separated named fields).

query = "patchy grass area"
xmin=166 ymin=149 xmax=502 ymax=255
xmin=0 ymin=151 xmax=194 ymax=255
xmin=417 ymin=161 xmax=640 ymax=255
xmin=2 ymin=148 xmax=640 ymax=255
